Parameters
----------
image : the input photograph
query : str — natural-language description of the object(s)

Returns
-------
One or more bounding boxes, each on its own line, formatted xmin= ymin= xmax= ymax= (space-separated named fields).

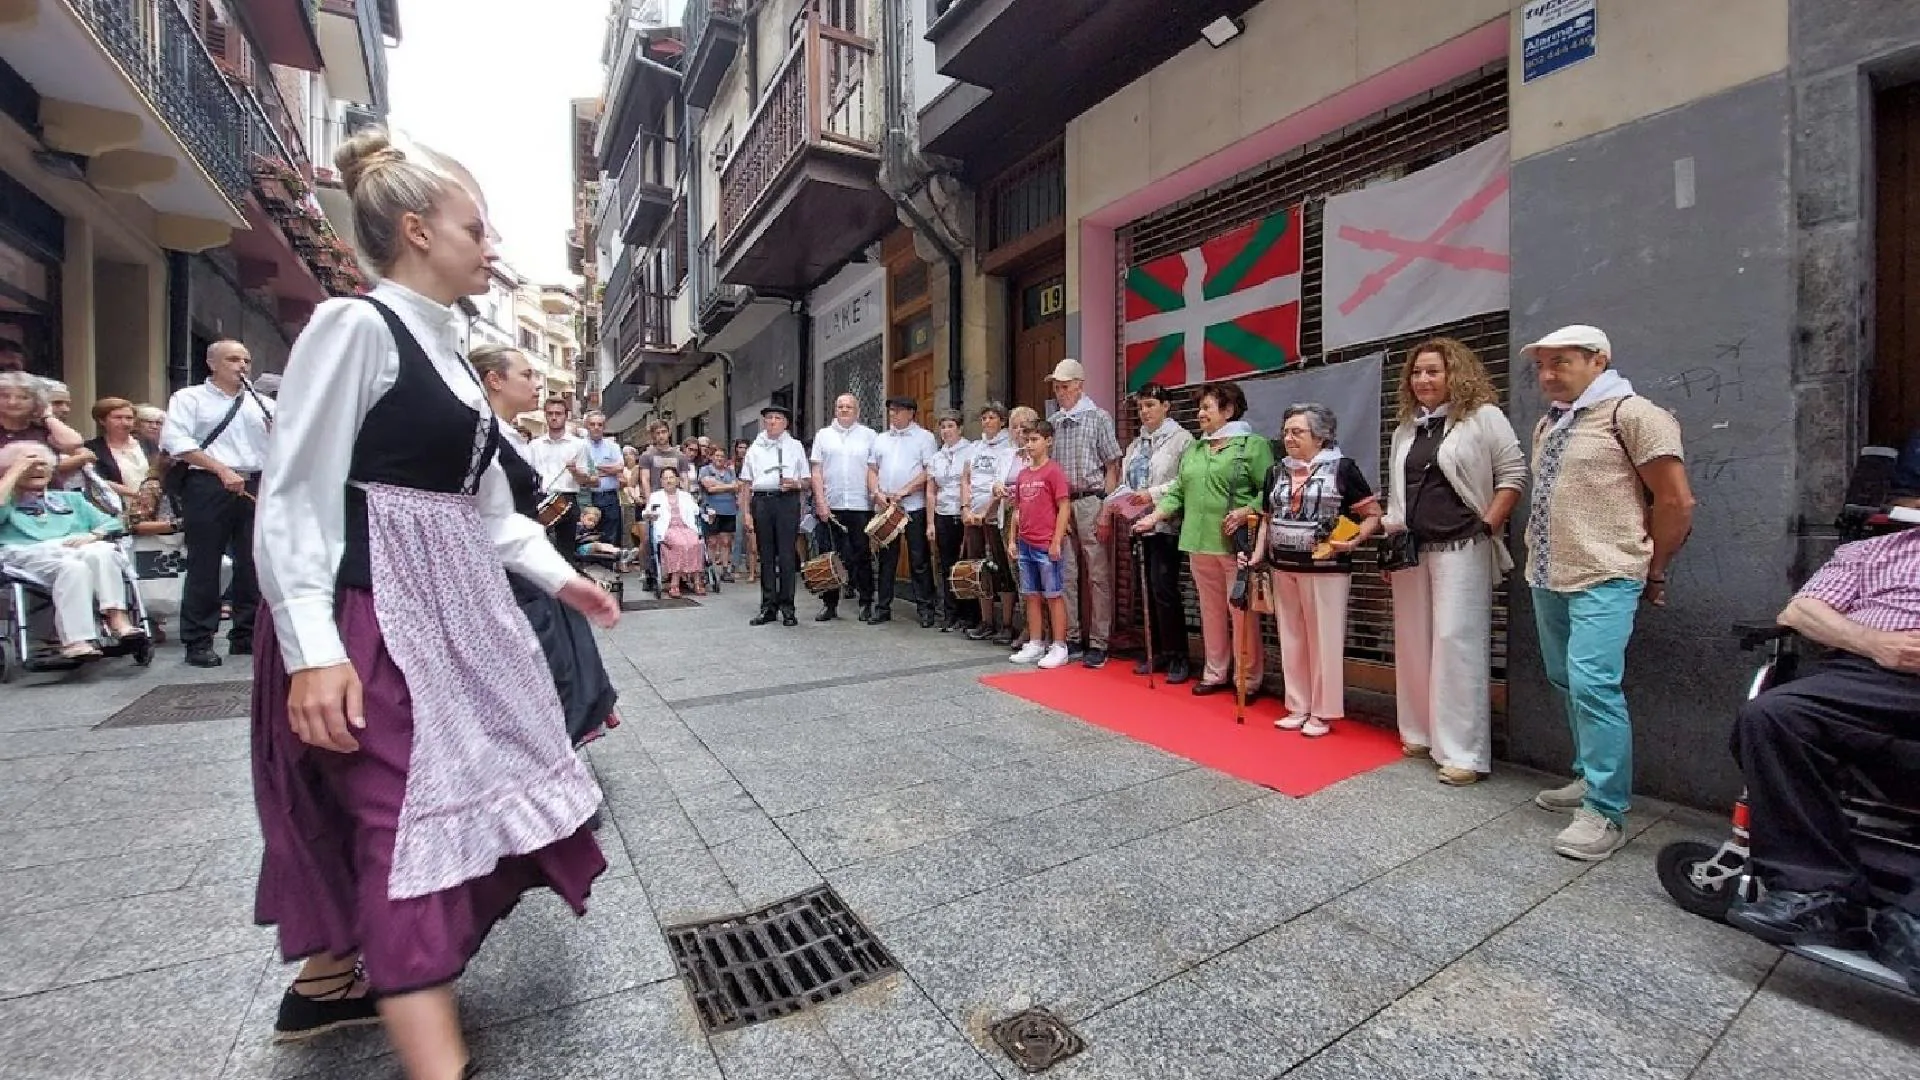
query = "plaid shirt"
xmin=1049 ymin=398 xmax=1121 ymax=494
xmin=1796 ymin=527 xmax=1920 ymax=633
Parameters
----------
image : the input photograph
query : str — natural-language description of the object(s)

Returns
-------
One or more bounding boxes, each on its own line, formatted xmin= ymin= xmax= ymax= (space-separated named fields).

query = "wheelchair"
xmin=1655 ymin=448 xmax=1920 ymax=997
xmin=0 ymin=547 xmax=155 ymax=682
xmin=640 ymin=506 xmax=721 ymax=601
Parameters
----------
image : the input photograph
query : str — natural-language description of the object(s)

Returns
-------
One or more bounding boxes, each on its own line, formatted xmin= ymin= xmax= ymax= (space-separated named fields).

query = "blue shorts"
xmin=1015 ymin=539 xmax=1064 ymax=598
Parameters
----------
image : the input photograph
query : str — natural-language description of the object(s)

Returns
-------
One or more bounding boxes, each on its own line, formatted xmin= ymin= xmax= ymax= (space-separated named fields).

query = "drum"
xmin=948 ymin=559 xmax=988 ymax=601
xmin=801 ymin=551 xmax=847 ymax=596
xmin=865 ymin=502 xmax=910 ymax=548
xmin=536 ymin=491 xmax=576 ymax=527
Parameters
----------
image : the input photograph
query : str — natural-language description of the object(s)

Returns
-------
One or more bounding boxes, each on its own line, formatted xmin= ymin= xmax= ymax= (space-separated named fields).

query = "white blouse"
xmin=256 ymin=280 xmax=576 ymax=674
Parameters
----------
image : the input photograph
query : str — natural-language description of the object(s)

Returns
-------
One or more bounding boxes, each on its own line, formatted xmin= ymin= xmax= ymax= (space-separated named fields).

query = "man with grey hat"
xmin=869 ymin=396 xmax=939 ymax=626
xmin=1046 ymin=358 xmax=1123 ymax=667
xmin=1520 ymin=324 xmax=1695 ymax=861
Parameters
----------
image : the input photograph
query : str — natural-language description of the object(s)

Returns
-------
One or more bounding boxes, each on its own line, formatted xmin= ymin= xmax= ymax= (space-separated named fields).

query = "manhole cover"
xmin=990 ymin=1008 xmax=1085 ymax=1073
xmin=96 ymin=681 xmax=254 ymax=729
xmin=622 ymin=596 xmax=700 ymax=611
xmin=665 ymin=885 xmax=898 ymax=1033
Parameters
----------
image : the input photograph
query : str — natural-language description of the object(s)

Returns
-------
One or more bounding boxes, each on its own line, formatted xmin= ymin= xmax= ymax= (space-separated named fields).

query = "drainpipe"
xmin=878 ymin=0 xmax=964 ymax=411
xmin=795 ymin=309 xmax=811 ymax=432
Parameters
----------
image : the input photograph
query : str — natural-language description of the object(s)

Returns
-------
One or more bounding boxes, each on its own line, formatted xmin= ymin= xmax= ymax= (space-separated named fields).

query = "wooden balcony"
xmin=682 ymin=0 xmax=743 ymax=112
xmin=616 ymin=131 xmax=674 ymax=245
xmin=716 ymin=12 xmax=892 ymax=294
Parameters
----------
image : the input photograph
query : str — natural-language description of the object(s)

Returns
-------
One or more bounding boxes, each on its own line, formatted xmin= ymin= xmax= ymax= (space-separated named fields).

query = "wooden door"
xmin=896 ymin=356 xmax=933 ymax=421
xmin=1874 ymin=84 xmax=1920 ymax=445
xmin=1011 ymin=262 xmax=1066 ymax=414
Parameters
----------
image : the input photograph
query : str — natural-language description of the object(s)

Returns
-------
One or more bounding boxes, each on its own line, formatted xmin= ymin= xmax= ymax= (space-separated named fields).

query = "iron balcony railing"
xmin=69 ymin=0 xmax=248 ymax=204
xmin=718 ymin=9 xmax=876 ymax=247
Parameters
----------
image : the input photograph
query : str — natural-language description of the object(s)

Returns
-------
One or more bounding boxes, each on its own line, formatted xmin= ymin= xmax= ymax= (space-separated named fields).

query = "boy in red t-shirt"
xmin=1008 ymin=420 xmax=1074 ymax=669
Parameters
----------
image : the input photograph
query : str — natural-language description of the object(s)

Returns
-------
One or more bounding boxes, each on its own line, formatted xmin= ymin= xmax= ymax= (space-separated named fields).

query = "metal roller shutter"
xmin=1111 ymin=67 xmax=1513 ymax=708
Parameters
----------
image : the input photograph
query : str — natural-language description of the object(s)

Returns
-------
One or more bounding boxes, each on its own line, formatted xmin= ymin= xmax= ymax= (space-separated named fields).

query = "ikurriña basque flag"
xmin=1123 ymin=206 xmax=1304 ymax=391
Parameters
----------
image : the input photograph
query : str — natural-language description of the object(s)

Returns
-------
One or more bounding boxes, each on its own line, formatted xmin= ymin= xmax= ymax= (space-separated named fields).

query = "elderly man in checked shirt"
xmin=1724 ymin=446 xmax=1920 ymax=991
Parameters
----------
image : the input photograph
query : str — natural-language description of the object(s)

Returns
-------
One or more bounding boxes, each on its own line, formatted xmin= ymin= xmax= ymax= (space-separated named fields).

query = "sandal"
xmin=60 ymin=641 xmax=102 ymax=660
xmin=273 ymin=966 xmax=380 ymax=1043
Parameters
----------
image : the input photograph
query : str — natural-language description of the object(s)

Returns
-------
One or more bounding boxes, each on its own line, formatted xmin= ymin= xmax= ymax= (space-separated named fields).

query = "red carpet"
xmin=981 ymin=663 xmax=1405 ymax=798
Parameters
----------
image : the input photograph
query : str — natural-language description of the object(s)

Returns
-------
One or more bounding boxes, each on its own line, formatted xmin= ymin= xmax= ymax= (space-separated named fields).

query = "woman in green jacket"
xmin=1131 ymin=381 xmax=1274 ymax=696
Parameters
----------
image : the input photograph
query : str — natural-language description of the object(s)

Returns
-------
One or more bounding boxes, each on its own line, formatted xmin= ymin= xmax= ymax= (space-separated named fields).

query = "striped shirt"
xmin=1796 ymin=528 xmax=1920 ymax=632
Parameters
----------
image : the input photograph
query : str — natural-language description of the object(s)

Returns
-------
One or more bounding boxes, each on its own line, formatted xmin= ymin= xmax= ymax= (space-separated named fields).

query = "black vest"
xmin=336 ymin=297 xmax=499 ymax=590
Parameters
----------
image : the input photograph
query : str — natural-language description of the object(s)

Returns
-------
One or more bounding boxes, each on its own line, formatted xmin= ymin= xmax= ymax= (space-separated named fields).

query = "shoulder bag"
xmin=1379 ymin=420 xmax=1459 ymax=574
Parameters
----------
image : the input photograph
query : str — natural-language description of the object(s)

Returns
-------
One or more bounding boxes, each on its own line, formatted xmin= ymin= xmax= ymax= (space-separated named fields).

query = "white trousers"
xmin=2 ymin=540 xmax=130 ymax=645
xmin=1270 ymin=570 xmax=1351 ymax=720
xmin=1389 ymin=536 xmax=1495 ymax=772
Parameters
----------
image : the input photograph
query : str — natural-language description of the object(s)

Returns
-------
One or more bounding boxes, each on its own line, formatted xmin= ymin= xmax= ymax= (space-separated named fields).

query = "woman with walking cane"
xmin=1101 ymin=383 xmax=1192 ymax=682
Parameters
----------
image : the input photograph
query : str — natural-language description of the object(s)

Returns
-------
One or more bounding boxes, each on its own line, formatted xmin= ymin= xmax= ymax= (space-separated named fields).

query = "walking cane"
xmin=1134 ymin=534 xmax=1156 ymax=689
xmin=928 ymin=515 xmax=947 ymax=629
xmin=1231 ymin=514 xmax=1260 ymax=725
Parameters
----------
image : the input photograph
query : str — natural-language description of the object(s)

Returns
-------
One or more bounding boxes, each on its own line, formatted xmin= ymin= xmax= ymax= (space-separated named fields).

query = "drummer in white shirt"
xmin=868 ymin=396 xmax=938 ymax=627
xmin=523 ymin=397 xmax=590 ymax=560
xmin=808 ymin=393 xmax=878 ymax=622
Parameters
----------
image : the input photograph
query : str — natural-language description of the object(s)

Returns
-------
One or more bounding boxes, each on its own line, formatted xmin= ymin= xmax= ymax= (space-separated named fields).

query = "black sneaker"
xmin=184 ymin=647 xmax=222 ymax=668
xmin=749 ymin=611 xmax=777 ymax=626
xmin=918 ymin=610 xmax=936 ymax=629
xmin=1727 ymin=888 xmax=1871 ymax=949
xmin=1165 ymin=657 xmax=1192 ymax=684
xmin=815 ymin=606 xmax=839 ymax=622
xmin=1082 ymin=648 xmax=1107 ymax=669
xmin=781 ymin=610 xmax=798 ymax=627
xmin=966 ymin=624 xmax=997 ymax=641
xmin=1066 ymin=642 xmax=1086 ymax=661
xmin=869 ymin=609 xmax=893 ymax=625
xmin=1870 ymin=908 xmax=1920 ymax=992
xmin=858 ymin=604 xmax=874 ymax=623
xmin=273 ymin=972 xmax=379 ymax=1043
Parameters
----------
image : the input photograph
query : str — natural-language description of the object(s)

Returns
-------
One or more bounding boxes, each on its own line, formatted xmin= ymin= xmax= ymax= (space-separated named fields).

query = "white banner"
xmin=1321 ymin=133 xmax=1511 ymax=352
xmin=1239 ymin=354 xmax=1385 ymax=486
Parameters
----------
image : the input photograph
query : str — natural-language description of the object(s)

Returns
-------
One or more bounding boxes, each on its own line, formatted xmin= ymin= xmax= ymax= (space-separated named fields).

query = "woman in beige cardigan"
xmin=1382 ymin=338 xmax=1527 ymax=785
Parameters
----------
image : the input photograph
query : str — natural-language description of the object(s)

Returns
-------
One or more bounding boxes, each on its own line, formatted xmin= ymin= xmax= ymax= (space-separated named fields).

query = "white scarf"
xmin=1547 ymin=370 xmax=1636 ymax=434
xmin=1203 ymin=420 xmax=1254 ymax=443
xmin=1414 ymin=404 xmax=1450 ymax=428
xmin=1282 ymin=446 xmax=1344 ymax=472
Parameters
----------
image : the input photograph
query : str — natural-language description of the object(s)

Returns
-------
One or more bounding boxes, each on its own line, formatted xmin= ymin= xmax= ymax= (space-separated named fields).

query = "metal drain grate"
xmin=622 ymin=596 xmax=700 ymax=612
xmin=991 ymin=1008 xmax=1086 ymax=1073
xmin=95 ymin=681 xmax=254 ymax=729
xmin=665 ymin=885 xmax=898 ymax=1033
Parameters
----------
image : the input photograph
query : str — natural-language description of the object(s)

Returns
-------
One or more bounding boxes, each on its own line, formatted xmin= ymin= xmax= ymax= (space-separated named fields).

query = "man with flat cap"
xmin=741 ymin=403 xmax=810 ymax=626
xmin=869 ymin=396 xmax=939 ymax=626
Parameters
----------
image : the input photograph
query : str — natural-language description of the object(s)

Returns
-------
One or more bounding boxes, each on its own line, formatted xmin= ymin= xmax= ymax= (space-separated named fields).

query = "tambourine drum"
xmin=536 ymin=491 xmax=576 ymax=527
xmin=949 ymin=559 xmax=989 ymax=601
xmin=801 ymin=551 xmax=847 ymax=596
xmin=865 ymin=502 xmax=910 ymax=547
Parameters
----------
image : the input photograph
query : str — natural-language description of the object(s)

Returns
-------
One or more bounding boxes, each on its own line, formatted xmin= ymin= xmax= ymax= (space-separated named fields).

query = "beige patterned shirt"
xmin=1524 ymin=396 xmax=1684 ymax=593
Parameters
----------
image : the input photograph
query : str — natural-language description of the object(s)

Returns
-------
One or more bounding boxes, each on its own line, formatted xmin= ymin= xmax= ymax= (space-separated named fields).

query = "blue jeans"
xmin=1532 ymin=579 xmax=1643 ymax=825
xmin=1015 ymin=539 xmax=1064 ymax=598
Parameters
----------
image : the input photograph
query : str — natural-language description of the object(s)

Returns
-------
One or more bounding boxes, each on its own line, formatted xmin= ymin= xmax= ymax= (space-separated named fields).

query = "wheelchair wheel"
xmin=131 ymin=636 xmax=154 ymax=667
xmin=1657 ymin=840 xmax=1736 ymax=921
xmin=0 ymin=641 xmax=13 ymax=683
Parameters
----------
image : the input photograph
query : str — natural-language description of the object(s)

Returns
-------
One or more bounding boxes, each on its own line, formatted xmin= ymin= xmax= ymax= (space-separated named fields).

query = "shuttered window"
xmin=1112 ymin=68 xmax=1513 ymax=701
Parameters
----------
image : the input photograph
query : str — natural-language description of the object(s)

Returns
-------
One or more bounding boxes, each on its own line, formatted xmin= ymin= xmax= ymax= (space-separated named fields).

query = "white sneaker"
xmin=1535 ymin=777 xmax=1587 ymax=812
xmin=1301 ymin=717 xmax=1332 ymax=738
xmin=1010 ymin=641 xmax=1046 ymax=664
xmin=1553 ymin=807 xmax=1625 ymax=861
xmin=1037 ymin=643 xmax=1071 ymax=669
xmin=1275 ymin=714 xmax=1308 ymax=731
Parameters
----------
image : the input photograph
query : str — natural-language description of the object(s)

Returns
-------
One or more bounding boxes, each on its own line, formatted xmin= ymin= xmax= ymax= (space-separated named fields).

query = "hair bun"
xmin=336 ymin=128 xmax=407 ymax=197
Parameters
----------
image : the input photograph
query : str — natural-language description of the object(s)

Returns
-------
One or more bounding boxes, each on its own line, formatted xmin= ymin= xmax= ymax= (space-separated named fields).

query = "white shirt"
xmin=964 ymin=431 xmax=1015 ymax=514
xmin=927 ymin=438 xmax=971 ymax=517
xmin=742 ymin=433 xmax=810 ymax=492
xmin=870 ymin=422 xmax=937 ymax=513
xmin=809 ymin=422 xmax=876 ymax=510
xmin=160 ymin=379 xmax=275 ymax=473
xmin=524 ymin=431 xmax=588 ymax=494
xmin=255 ymin=280 xmax=575 ymax=674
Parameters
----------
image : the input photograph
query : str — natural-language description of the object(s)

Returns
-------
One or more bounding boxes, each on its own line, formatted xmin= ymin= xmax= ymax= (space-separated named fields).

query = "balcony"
xmin=682 ymin=0 xmax=743 ymax=111
xmin=317 ymin=0 xmax=389 ymax=111
xmin=238 ymin=0 xmax=324 ymax=70
xmin=693 ymin=229 xmax=749 ymax=337
xmin=920 ymin=0 xmax=1259 ymax=181
xmin=615 ymin=132 xmax=674 ymax=245
xmin=717 ymin=12 xmax=891 ymax=293
xmin=0 ymin=1 xmax=255 ymax=233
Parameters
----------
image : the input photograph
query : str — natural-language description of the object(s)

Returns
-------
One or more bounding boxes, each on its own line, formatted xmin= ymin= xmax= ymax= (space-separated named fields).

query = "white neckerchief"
xmin=977 ymin=429 xmax=1009 ymax=450
xmin=1547 ymin=370 xmax=1635 ymax=434
xmin=1282 ymin=446 xmax=1344 ymax=471
xmin=1053 ymin=395 xmax=1096 ymax=421
xmin=1203 ymin=420 xmax=1253 ymax=444
xmin=1414 ymin=404 xmax=1450 ymax=429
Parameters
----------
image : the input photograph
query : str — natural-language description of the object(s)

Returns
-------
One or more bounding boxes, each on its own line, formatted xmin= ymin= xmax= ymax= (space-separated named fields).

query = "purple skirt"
xmin=250 ymin=589 xmax=606 ymax=995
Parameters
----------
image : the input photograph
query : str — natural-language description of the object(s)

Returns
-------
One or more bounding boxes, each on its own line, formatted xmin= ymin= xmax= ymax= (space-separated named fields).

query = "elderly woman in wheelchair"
xmin=0 ymin=441 xmax=143 ymax=660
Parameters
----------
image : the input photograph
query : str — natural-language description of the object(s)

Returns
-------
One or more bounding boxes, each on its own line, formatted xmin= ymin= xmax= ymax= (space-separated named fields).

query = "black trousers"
xmin=590 ymin=489 xmax=623 ymax=545
xmin=933 ymin=513 xmax=977 ymax=623
xmin=1730 ymin=653 xmax=1920 ymax=911
xmin=817 ymin=508 xmax=873 ymax=611
xmin=752 ymin=490 xmax=802 ymax=614
xmin=877 ymin=507 xmax=935 ymax=615
xmin=179 ymin=470 xmax=258 ymax=650
xmin=1139 ymin=532 xmax=1189 ymax=660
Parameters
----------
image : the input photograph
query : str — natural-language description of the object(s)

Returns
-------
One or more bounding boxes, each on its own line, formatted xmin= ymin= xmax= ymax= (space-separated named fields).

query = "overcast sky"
xmin=385 ymin=0 xmax=686 ymax=285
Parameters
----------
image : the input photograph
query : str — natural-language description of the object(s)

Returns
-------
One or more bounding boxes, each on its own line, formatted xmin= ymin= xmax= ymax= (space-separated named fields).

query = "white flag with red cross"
xmin=1321 ymin=132 xmax=1511 ymax=351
